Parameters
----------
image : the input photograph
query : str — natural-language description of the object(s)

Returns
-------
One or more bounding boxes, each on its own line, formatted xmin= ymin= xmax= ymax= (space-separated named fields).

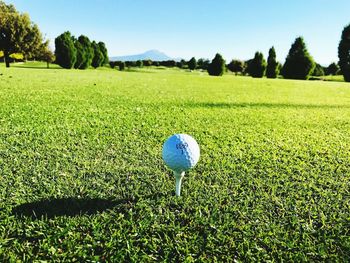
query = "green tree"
xmin=197 ymin=58 xmax=210 ymax=70
xmin=208 ymin=53 xmax=225 ymax=76
xmin=311 ymin=63 xmax=325 ymax=76
xmin=338 ymin=24 xmax=350 ymax=82
xmin=73 ymin=38 xmax=84 ymax=69
xmin=0 ymin=1 xmax=45 ymax=67
xmin=76 ymin=35 xmax=93 ymax=69
xmin=136 ymin=60 xmax=143 ymax=68
xmin=43 ymin=50 xmax=55 ymax=69
xmin=109 ymin=61 xmax=116 ymax=69
xmin=243 ymin=59 xmax=252 ymax=75
xmin=119 ymin=61 xmax=125 ymax=71
xmin=227 ymin=59 xmax=244 ymax=75
xmin=160 ymin=60 xmax=176 ymax=67
xmin=326 ymin=62 xmax=340 ymax=75
xmin=22 ymin=24 xmax=44 ymax=61
xmin=143 ymin=59 xmax=152 ymax=66
xmin=282 ymin=37 xmax=315 ymax=80
xmin=247 ymin=52 xmax=266 ymax=78
xmin=266 ymin=46 xmax=279 ymax=78
xmin=91 ymin=41 xmax=104 ymax=68
xmin=37 ymin=42 xmax=55 ymax=68
xmin=188 ymin=57 xmax=197 ymax=70
xmin=98 ymin=42 xmax=108 ymax=65
xmin=176 ymin=61 xmax=184 ymax=68
xmin=55 ymin=31 xmax=77 ymax=69
xmin=277 ymin=62 xmax=282 ymax=74
xmin=125 ymin=61 xmax=136 ymax=68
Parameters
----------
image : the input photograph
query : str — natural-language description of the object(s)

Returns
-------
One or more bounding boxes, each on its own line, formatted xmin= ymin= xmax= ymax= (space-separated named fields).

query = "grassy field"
xmin=322 ymin=75 xmax=345 ymax=82
xmin=0 ymin=63 xmax=349 ymax=261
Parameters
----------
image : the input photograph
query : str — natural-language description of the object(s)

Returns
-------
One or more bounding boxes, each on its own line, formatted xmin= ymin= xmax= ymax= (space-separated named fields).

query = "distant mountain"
xmin=110 ymin=50 xmax=173 ymax=61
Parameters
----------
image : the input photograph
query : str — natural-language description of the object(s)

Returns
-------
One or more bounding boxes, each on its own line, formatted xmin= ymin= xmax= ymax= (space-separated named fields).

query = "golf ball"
xmin=162 ymin=134 xmax=200 ymax=173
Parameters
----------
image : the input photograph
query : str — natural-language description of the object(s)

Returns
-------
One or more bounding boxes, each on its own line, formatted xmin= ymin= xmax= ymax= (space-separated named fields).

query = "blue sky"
xmin=6 ymin=0 xmax=350 ymax=65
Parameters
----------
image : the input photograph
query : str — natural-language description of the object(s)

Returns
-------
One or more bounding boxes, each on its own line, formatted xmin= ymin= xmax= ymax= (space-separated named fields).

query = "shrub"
xmin=176 ymin=61 xmax=184 ymax=68
xmin=197 ymin=58 xmax=210 ymax=70
xmin=207 ymin=53 xmax=225 ymax=76
xmin=326 ymin=62 xmax=340 ymax=75
xmin=125 ymin=61 xmax=136 ymax=68
xmin=247 ymin=52 xmax=266 ymax=78
xmin=109 ymin=61 xmax=116 ymax=69
xmin=227 ymin=59 xmax=244 ymax=75
xmin=119 ymin=62 xmax=125 ymax=71
xmin=160 ymin=60 xmax=176 ymax=67
xmin=143 ymin=60 xmax=152 ymax=66
xmin=136 ymin=60 xmax=143 ymax=68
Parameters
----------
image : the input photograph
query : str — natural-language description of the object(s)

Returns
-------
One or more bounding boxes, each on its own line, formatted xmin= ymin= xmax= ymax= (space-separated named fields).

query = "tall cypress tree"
xmin=98 ymin=42 xmax=109 ymax=65
xmin=91 ymin=41 xmax=104 ymax=68
xmin=266 ymin=46 xmax=279 ymax=78
xmin=282 ymin=37 xmax=315 ymax=80
xmin=77 ymin=35 xmax=93 ymax=69
xmin=188 ymin=57 xmax=197 ymax=70
xmin=338 ymin=24 xmax=350 ymax=82
xmin=74 ymin=37 xmax=85 ymax=69
xmin=54 ymin=31 xmax=77 ymax=69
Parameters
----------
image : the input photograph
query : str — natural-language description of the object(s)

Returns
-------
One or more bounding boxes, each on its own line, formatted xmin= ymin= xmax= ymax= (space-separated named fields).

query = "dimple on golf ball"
xmin=162 ymin=134 xmax=200 ymax=173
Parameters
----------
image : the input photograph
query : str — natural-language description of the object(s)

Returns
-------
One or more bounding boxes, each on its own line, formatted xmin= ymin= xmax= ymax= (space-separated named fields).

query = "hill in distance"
xmin=110 ymin=50 xmax=174 ymax=62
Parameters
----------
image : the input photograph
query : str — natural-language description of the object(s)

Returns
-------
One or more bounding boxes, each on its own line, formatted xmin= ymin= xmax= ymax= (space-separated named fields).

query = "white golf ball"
xmin=162 ymin=134 xmax=200 ymax=173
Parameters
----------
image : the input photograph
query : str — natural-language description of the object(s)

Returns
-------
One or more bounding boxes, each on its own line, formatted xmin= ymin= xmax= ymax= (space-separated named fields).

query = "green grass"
xmin=10 ymin=61 xmax=63 ymax=69
xmin=322 ymin=75 xmax=345 ymax=82
xmin=0 ymin=62 xmax=350 ymax=261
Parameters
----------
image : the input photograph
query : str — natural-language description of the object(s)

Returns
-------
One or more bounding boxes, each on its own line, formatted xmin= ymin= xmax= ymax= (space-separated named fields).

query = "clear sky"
xmin=6 ymin=0 xmax=350 ymax=65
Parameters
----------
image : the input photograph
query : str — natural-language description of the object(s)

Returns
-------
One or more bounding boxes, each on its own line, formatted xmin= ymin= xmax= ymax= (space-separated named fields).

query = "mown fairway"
xmin=0 ymin=64 xmax=349 ymax=261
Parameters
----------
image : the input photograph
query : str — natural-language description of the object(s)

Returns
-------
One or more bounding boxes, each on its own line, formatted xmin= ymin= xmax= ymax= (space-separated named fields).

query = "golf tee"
xmin=174 ymin=171 xmax=185 ymax=196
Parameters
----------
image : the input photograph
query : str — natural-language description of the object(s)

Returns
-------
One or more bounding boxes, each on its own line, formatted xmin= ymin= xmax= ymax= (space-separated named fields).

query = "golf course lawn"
xmin=0 ymin=63 xmax=349 ymax=261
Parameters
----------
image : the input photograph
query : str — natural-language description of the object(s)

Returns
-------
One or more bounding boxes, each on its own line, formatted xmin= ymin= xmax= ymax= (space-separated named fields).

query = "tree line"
xmin=241 ymin=36 xmax=342 ymax=79
xmin=54 ymin=32 xmax=108 ymax=69
xmin=1 ymin=0 xmax=350 ymax=81
xmin=0 ymin=1 xmax=54 ymax=68
xmin=108 ymin=37 xmax=341 ymax=79
xmin=0 ymin=1 xmax=108 ymax=69
xmin=107 ymin=24 xmax=349 ymax=81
